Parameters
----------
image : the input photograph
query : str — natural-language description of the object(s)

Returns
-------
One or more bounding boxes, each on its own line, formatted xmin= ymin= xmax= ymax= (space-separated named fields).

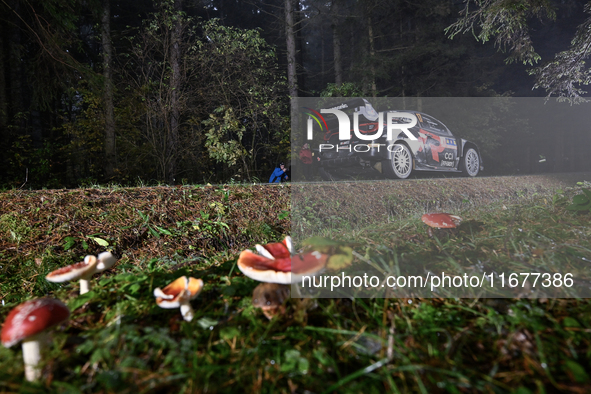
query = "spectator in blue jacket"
xmin=269 ymin=162 xmax=288 ymax=183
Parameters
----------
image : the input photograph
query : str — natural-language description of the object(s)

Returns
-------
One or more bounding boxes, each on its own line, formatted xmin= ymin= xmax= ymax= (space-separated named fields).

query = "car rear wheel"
xmin=461 ymin=147 xmax=480 ymax=177
xmin=383 ymin=143 xmax=413 ymax=179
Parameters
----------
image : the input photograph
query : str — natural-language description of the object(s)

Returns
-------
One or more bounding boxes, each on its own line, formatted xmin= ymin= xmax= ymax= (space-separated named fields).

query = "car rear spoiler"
xmin=315 ymin=98 xmax=380 ymax=131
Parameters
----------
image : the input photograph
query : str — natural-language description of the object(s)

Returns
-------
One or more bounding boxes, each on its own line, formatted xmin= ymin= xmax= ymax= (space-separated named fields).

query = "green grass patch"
xmin=1 ymin=181 xmax=591 ymax=392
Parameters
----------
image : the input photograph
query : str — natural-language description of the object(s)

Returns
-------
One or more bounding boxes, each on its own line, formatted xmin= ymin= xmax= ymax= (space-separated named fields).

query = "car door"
xmin=417 ymin=114 xmax=458 ymax=169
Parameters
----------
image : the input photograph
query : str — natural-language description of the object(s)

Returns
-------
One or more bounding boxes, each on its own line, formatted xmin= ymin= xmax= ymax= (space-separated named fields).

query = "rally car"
xmin=313 ymin=98 xmax=483 ymax=180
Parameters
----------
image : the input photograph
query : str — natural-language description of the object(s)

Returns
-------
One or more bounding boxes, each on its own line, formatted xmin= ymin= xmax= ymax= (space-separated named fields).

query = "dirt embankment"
xmin=0 ymin=185 xmax=290 ymax=264
xmin=1 ymin=173 xmax=588 ymax=263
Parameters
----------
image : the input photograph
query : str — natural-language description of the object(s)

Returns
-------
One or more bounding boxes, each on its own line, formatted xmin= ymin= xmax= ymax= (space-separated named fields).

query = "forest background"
xmin=0 ymin=0 xmax=590 ymax=189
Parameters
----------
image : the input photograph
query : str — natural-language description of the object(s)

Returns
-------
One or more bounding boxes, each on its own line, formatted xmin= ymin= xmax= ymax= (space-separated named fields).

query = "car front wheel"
xmin=461 ymin=147 xmax=480 ymax=177
xmin=383 ymin=143 xmax=413 ymax=179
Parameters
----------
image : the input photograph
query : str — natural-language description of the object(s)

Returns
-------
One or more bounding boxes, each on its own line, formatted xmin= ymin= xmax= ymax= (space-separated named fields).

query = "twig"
xmin=19 ymin=168 xmax=28 ymax=190
xmin=387 ymin=320 xmax=395 ymax=361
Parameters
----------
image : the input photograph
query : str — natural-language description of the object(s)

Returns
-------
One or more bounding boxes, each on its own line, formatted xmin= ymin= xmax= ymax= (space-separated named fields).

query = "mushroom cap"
xmin=45 ymin=255 xmax=99 ymax=283
xmin=238 ymin=237 xmax=328 ymax=284
xmin=421 ymin=213 xmax=462 ymax=229
xmin=154 ymin=276 xmax=204 ymax=309
xmin=291 ymin=251 xmax=329 ymax=283
xmin=238 ymin=249 xmax=293 ymax=284
xmin=283 ymin=236 xmax=292 ymax=254
xmin=96 ymin=252 xmax=117 ymax=272
xmin=1 ymin=298 xmax=70 ymax=348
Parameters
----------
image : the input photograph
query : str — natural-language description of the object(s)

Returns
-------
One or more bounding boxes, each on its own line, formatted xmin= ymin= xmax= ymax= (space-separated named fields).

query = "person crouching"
xmin=269 ymin=162 xmax=288 ymax=183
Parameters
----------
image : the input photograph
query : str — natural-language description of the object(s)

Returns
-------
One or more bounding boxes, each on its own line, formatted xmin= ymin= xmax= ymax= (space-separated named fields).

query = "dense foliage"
xmin=0 ymin=0 xmax=590 ymax=188
xmin=447 ymin=0 xmax=591 ymax=101
xmin=0 ymin=0 xmax=289 ymax=187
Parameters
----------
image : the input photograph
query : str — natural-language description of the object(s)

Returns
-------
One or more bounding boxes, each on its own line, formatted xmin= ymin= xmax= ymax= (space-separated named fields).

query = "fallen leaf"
xmin=326 ymin=246 xmax=353 ymax=270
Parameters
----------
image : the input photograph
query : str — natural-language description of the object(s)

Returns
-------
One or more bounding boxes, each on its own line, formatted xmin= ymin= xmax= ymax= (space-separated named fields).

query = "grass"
xmin=1 ymin=178 xmax=591 ymax=393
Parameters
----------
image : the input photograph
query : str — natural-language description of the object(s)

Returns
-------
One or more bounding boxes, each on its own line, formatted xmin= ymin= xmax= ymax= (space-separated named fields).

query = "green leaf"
xmin=68 ymin=291 xmax=96 ymax=311
xmin=88 ymin=236 xmax=109 ymax=247
xmin=147 ymin=258 xmax=158 ymax=271
xmin=219 ymin=326 xmax=240 ymax=340
xmin=280 ymin=350 xmax=309 ymax=374
xmin=326 ymin=247 xmax=354 ymax=270
xmin=90 ymin=347 xmax=111 ymax=364
xmin=572 ymin=194 xmax=589 ymax=205
xmin=564 ymin=360 xmax=590 ymax=383
xmin=197 ymin=317 xmax=218 ymax=329
xmin=566 ymin=200 xmax=591 ymax=211
xmin=63 ymin=236 xmax=76 ymax=251
xmin=280 ymin=350 xmax=300 ymax=372
xmin=129 ymin=283 xmax=141 ymax=294
xmin=562 ymin=317 xmax=581 ymax=328
xmin=298 ymin=357 xmax=310 ymax=374
xmin=149 ymin=227 xmax=160 ymax=238
xmin=114 ymin=273 xmax=133 ymax=282
xmin=313 ymin=348 xmax=332 ymax=367
xmin=155 ymin=226 xmax=173 ymax=236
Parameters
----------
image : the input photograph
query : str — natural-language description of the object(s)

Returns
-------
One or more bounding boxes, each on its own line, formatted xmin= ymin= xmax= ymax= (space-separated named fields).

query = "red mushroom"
xmin=96 ymin=251 xmax=117 ymax=273
xmin=45 ymin=252 xmax=118 ymax=295
xmin=237 ymin=236 xmax=328 ymax=284
xmin=238 ymin=237 xmax=329 ymax=319
xmin=1 ymin=298 xmax=70 ymax=381
xmin=45 ymin=255 xmax=99 ymax=295
xmin=154 ymin=276 xmax=204 ymax=322
xmin=421 ymin=213 xmax=462 ymax=237
xmin=421 ymin=213 xmax=462 ymax=228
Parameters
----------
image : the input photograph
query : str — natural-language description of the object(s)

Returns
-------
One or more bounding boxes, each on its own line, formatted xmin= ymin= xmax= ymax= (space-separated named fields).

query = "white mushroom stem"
xmin=21 ymin=332 xmax=47 ymax=382
xmin=292 ymin=282 xmax=303 ymax=298
xmin=79 ymin=276 xmax=91 ymax=295
xmin=180 ymin=302 xmax=195 ymax=322
xmin=79 ymin=269 xmax=98 ymax=295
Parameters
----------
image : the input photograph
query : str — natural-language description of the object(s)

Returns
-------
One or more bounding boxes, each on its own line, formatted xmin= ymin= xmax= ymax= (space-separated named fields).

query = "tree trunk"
xmin=553 ymin=128 xmax=564 ymax=173
xmin=524 ymin=145 xmax=531 ymax=173
xmin=9 ymin=0 xmax=23 ymax=128
xmin=568 ymin=135 xmax=575 ymax=171
xmin=332 ymin=1 xmax=342 ymax=86
xmin=321 ymin=22 xmax=325 ymax=88
xmin=367 ymin=15 xmax=377 ymax=98
xmin=168 ymin=0 xmax=182 ymax=184
xmin=0 ymin=22 xmax=7 ymax=176
xmin=0 ymin=22 xmax=7 ymax=128
xmin=285 ymin=0 xmax=298 ymax=140
xmin=349 ymin=29 xmax=355 ymax=82
xmin=101 ymin=0 xmax=116 ymax=179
